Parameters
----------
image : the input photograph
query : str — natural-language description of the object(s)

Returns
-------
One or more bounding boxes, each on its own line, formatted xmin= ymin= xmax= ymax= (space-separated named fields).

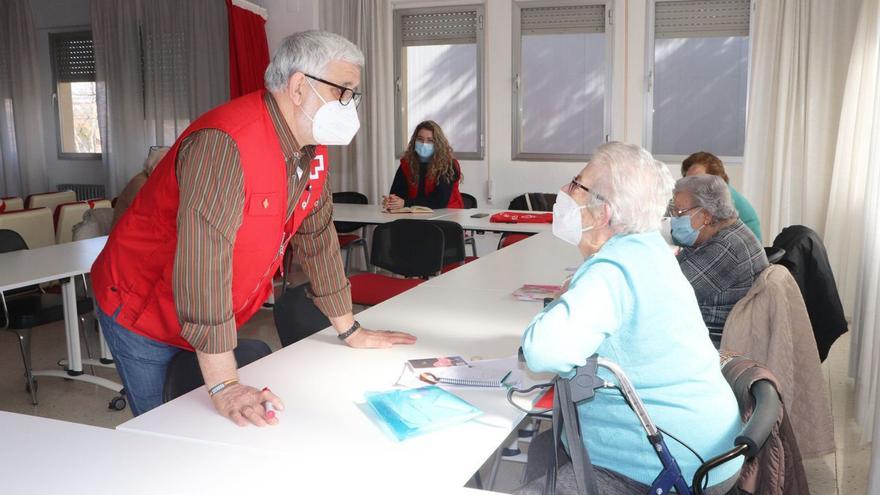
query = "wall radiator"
xmin=57 ymin=184 xmax=106 ymax=201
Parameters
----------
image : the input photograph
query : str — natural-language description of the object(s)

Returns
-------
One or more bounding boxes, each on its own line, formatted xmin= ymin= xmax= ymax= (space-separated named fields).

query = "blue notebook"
xmin=364 ymin=386 xmax=483 ymax=441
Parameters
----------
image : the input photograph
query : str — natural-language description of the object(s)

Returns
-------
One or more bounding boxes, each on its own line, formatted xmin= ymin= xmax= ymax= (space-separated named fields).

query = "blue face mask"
xmin=415 ymin=142 xmax=434 ymax=159
xmin=670 ymin=211 xmax=703 ymax=246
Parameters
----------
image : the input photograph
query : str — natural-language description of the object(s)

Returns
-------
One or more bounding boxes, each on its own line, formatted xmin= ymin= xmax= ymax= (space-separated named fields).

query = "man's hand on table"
xmin=211 ymin=384 xmax=284 ymax=427
xmin=343 ymin=327 xmax=417 ymax=348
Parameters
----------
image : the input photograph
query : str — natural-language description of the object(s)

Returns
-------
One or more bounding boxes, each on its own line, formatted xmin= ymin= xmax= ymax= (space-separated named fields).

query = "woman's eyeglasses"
xmin=568 ymin=177 xmax=606 ymax=202
xmin=304 ymin=74 xmax=362 ymax=107
xmin=667 ymin=204 xmax=701 ymax=217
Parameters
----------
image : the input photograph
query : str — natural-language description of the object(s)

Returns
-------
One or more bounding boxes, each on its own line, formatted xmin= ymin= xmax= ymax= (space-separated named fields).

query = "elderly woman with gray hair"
xmin=517 ymin=142 xmax=742 ymax=495
xmin=671 ymin=174 xmax=767 ymax=345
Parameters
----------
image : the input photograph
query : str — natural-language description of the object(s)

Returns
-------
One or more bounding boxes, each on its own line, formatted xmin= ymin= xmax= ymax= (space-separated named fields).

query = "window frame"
xmin=392 ymin=5 xmax=485 ymax=161
xmin=49 ymin=30 xmax=101 ymax=161
xmin=643 ymin=0 xmax=755 ymax=166
xmin=511 ymin=0 xmax=613 ymax=162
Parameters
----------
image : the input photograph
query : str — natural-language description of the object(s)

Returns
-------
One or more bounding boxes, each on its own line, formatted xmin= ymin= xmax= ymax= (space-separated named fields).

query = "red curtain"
xmin=226 ymin=0 xmax=270 ymax=98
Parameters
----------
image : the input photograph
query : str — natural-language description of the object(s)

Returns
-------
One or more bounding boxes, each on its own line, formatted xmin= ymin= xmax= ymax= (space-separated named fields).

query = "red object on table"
xmin=490 ymin=211 xmax=553 ymax=224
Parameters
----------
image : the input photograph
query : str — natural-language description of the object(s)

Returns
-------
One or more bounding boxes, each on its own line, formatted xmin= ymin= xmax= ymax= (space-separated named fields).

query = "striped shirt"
xmin=174 ymin=92 xmax=351 ymax=353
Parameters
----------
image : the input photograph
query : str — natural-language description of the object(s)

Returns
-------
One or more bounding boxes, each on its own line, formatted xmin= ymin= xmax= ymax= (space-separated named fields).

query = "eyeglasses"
xmin=568 ymin=177 xmax=606 ymax=202
xmin=667 ymin=204 xmax=702 ymax=217
xmin=304 ymin=73 xmax=362 ymax=107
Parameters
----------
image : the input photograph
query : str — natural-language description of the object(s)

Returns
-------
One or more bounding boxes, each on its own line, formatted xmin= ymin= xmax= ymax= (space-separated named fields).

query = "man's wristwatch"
xmin=337 ymin=320 xmax=361 ymax=341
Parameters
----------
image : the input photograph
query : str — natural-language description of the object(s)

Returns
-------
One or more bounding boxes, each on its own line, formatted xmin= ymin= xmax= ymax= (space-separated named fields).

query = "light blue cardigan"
xmin=522 ymin=231 xmax=743 ymax=487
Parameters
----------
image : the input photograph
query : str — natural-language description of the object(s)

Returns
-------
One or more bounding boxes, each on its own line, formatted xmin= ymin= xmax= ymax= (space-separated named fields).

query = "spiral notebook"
xmin=417 ymin=361 xmax=513 ymax=388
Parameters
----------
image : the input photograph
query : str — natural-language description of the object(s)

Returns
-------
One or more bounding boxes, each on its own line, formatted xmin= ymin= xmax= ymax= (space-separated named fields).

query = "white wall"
xmin=257 ymin=0 xmax=745 ymax=208
xmin=31 ymin=0 xmax=105 ymax=190
xmin=254 ymin=0 xmax=320 ymax=53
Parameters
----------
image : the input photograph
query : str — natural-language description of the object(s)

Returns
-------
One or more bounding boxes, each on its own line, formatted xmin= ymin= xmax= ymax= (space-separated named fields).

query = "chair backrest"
xmin=162 ymin=339 xmax=273 ymax=403
xmin=333 ymin=191 xmax=369 ymax=233
xmin=0 ymin=208 xmax=55 ymax=249
xmin=370 ymin=219 xmax=445 ymax=277
xmin=26 ymin=190 xmax=76 ymax=211
xmin=461 ymin=193 xmax=478 ymax=209
xmin=55 ymin=199 xmax=113 ymax=243
xmin=54 ymin=202 xmax=90 ymax=243
xmin=0 ymin=229 xmax=40 ymax=297
xmin=332 ymin=191 xmax=368 ymax=205
xmin=429 ymin=220 xmax=466 ymax=266
xmin=273 ymin=283 xmax=331 ymax=347
xmin=771 ymin=224 xmax=847 ymax=362
xmin=763 ymin=246 xmax=785 ymax=264
xmin=507 ymin=193 xmax=557 ymax=212
xmin=1 ymin=197 xmax=24 ymax=212
xmin=0 ymin=228 xmax=28 ymax=254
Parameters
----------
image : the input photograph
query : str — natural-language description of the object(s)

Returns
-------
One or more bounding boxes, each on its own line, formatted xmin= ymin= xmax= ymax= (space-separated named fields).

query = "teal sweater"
xmin=522 ymin=232 xmax=742 ymax=487
xmin=729 ymin=185 xmax=761 ymax=242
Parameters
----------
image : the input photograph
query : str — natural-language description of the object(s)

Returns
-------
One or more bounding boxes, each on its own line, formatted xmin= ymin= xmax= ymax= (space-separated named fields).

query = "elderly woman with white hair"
xmin=671 ymin=174 xmax=768 ymax=345
xmin=517 ymin=142 xmax=742 ymax=495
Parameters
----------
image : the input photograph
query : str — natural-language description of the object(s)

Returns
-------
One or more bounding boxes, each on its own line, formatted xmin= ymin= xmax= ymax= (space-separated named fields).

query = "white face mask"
xmin=301 ymin=78 xmax=360 ymax=145
xmin=552 ymin=190 xmax=594 ymax=246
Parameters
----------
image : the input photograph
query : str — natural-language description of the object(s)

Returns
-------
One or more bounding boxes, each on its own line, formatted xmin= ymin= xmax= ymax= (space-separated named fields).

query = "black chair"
xmin=498 ymin=193 xmax=557 ymax=249
xmin=459 ymin=193 xmax=478 ymax=256
xmin=430 ymin=220 xmax=478 ymax=273
xmin=763 ymin=246 xmax=785 ymax=264
xmin=162 ymin=339 xmax=273 ymax=403
xmin=0 ymin=229 xmax=95 ymax=405
xmin=273 ymin=283 xmax=330 ymax=348
xmin=349 ymin=220 xmax=445 ymax=306
xmin=772 ymin=225 xmax=847 ymax=361
xmin=332 ymin=191 xmax=369 ymax=274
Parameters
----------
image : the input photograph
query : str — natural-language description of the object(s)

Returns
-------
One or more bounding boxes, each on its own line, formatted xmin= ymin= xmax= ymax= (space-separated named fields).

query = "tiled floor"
xmin=0 ymin=302 xmax=871 ymax=493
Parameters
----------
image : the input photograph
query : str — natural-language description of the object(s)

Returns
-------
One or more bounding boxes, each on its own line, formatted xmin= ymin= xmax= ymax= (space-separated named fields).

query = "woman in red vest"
xmin=383 ymin=120 xmax=464 ymax=210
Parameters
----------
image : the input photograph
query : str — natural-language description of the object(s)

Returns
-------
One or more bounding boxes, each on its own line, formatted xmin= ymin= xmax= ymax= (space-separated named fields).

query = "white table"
xmin=434 ymin=208 xmax=553 ymax=234
xmin=117 ymin=233 xmax=573 ymax=491
xmin=0 ymin=236 xmax=120 ymax=395
xmin=425 ymin=231 xmax=582 ymax=291
xmin=2 ymin=411 xmax=509 ymax=495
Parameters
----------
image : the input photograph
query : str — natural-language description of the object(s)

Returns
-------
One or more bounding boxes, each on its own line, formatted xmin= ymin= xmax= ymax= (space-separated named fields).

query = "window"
xmin=49 ymin=31 xmax=101 ymax=159
xmin=646 ymin=0 xmax=751 ymax=159
xmin=394 ymin=6 xmax=484 ymax=159
xmin=512 ymin=1 xmax=611 ymax=161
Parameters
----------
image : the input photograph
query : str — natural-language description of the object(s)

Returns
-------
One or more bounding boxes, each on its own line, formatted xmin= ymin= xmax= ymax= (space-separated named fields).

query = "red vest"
xmin=91 ymin=90 xmax=328 ymax=350
xmin=399 ymin=158 xmax=464 ymax=208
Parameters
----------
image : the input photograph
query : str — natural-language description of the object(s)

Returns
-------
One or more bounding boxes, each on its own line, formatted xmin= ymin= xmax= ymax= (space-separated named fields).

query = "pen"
xmin=262 ymin=386 xmax=275 ymax=419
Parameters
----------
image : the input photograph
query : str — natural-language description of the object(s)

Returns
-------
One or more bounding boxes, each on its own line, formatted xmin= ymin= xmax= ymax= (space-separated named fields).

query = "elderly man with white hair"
xmin=92 ymin=31 xmax=416 ymax=424
xmin=517 ymin=142 xmax=742 ymax=495
xmin=671 ymin=174 xmax=768 ymax=345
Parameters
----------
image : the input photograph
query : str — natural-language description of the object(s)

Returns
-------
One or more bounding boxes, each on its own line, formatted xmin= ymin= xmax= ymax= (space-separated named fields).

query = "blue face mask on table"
xmin=670 ymin=211 xmax=703 ymax=246
xmin=415 ymin=142 xmax=434 ymax=159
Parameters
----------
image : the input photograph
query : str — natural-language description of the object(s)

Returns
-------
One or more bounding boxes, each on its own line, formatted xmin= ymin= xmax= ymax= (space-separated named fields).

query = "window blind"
xmin=400 ymin=10 xmax=479 ymax=46
xmin=655 ymin=0 xmax=750 ymax=39
xmin=51 ymin=32 xmax=96 ymax=83
xmin=521 ymin=4 xmax=606 ymax=35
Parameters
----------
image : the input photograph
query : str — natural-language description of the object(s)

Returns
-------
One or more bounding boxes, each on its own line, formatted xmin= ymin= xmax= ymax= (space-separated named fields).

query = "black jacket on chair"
xmin=772 ymin=225 xmax=848 ymax=361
